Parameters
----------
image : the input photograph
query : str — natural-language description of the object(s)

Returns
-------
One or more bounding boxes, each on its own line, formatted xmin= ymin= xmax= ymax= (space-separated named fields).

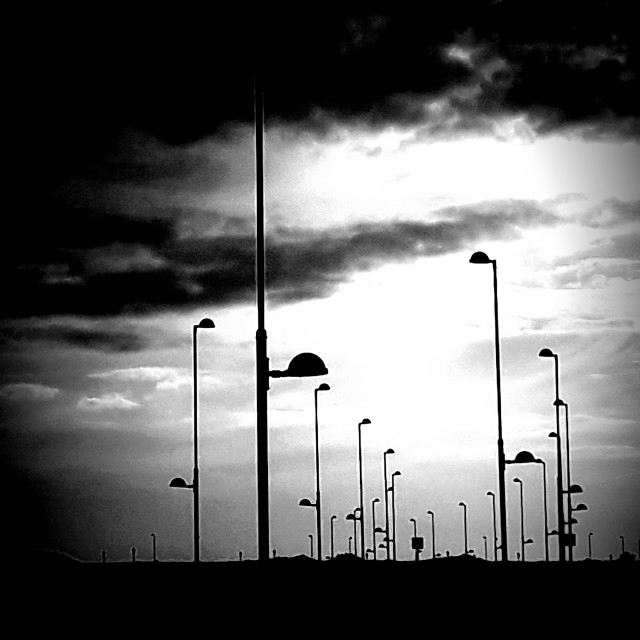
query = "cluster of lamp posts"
xmin=168 ymin=252 xmax=590 ymax=563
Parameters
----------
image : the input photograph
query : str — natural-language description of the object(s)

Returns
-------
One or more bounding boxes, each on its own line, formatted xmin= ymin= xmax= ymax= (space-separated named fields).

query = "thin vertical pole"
xmin=314 ymin=389 xmax=322 ymax=561
xmin=554 ymin=357 xmax=565 ymax=562
xmin=193 ymin=326 xmax=200 ymax=563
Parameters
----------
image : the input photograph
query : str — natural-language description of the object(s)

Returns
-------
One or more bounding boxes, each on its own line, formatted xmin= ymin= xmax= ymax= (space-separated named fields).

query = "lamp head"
xmin=384 ymin=448 xmax=395 ymax=455
xmin=360 ymin=418 xmax=371 ymax=425
xmin=513 ymin=450 xmax=537 ymax=464
xmin=573 ymin=503 xmax=588 ymax=512
xmin=469 ymin=251 xmax=492 ymax=264
xmin=553 ymin=398 xmax=566 ymax=407
xmin=410 ymin=518 xmax=416 ymax=523
xmin=513 ymin=477 xmax=522 ymax=484
xmin=373 ymin=498 xmax=380 ymax=504
xmin=282 ymin=352 xmax=328 ymax=378
xmin=392 ymin=470 xmax=401 ymax=477
xmin=458 ymin=501 xmax=466 ymax=507
xmin=169 ymin=477 xmax=191 ymax=489
xmin=317 ymin=383 xmax=331 ymax=391
xmin=548 ymin=432 xmax=558 ymax=439
xmin=538 ymin=348 xmax=555 ymax=358
xmin=486 ymin=491 xmax=494 ymax=497
xmin=299 ymin=498 xmax=314 ymax=507
xmin=427 ymin=510 xmax=433 ymax=515
xmin=196 ymin=318 xmax=215 ymax=329
xmin=569 ymin=484 xmax=584 ymax=494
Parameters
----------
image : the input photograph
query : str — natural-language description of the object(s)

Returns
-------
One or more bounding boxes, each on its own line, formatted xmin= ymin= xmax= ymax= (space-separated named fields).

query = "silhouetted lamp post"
xmin=383 ymin=448 xmax=395 ymax=560
xmin=539 ymin=347 xmax=566 ymax=562
xmin=372 ymin=498 xmax=380 ymax=560
xmin=588 ymin=531 xmax=593 ymax=560
xmin=308 ymin=534 xmax=314 ymax=559
xmin=169 ymin=318 xmax=215 ymax=563
xmin=513 ymin=478 xmax=527 ymax=561
xmin=427 ymin=509 xmax=436 ymax=559
xmin=483 ymin=535 xmax=488 ymax=560
xmin=486 ymin=491 xmax=498 ymax=561
xmin=506 ymin=451 xmax=550 ymax=562
xmin=151 ymin=533 xmax=157 ymax=562
xmin=470 ymin=251 xmax=508 ymax=561
xmin=459 ymin=501 xmax=469 ymax=555
xmin=346 ymin=508 xmax=362 ymax=556
xmin=358 ymin=418 xmax=371 ymax=559
xmin=331 ymin=515 xmax=337 ymax=559
xmin=391 ymin=471 xmax=401 ymax=560
xmin=619 ymin=535 xmax=625 ymax=555
xmin=312 ymin=383 xmax=331 ymax=561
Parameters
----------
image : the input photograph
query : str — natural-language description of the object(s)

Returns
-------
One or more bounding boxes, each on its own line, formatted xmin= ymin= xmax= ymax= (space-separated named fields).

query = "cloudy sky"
xmin=2 ymin=3 xmax=638 ymax=562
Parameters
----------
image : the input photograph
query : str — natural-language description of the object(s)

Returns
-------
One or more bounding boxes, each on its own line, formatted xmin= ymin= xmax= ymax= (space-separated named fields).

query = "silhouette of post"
xmin=131 ymin=547 xmax=136 ymax=563
xmin=459 ymin=502 xmax=469 ymax=555
xmin=513 ymin=478 xmax=526 ymax=561
xmin=539 ymin=348 xmax=565 ymax=562
xmin=330 ymin=515 xmax=336 ymax=559
xmin=620 ymin=535 xmax=625 ymax=554
xmin=346 ymin=509 xmax=361 ymax=556
xmin=371 ymin=498 xmax=380 ymax=560
xmin=486 ymin=491 xmax=498 ymax=561
xmin=427 ymin=510 xmax=436 ymax=559
xmin=588 ymin=531 xmax=593 ymax=560
xmin=410 ymin=518 xmax=419 ymax=561
xmin=151 ymin=533 xmax=157 ymax=562
xmin=391 ymin=471 xmax=401 ymax=560
xmin=314 ymin=384 xmax=330 ymax=562
xmin=483 ymin=535 xmax=488 ymax=560
xmin=555 ymin=399 xmax=575 ymax=561
xmin=101 ymin=549 xmax=106 ymax=563
xmin=383 ymin=448 xmax=395 ymax=560
xmin=470 ymin=252 xmax=508 ymax=561
xmin=358 ymin=418 xmax=371 ymax=560
xmin=308 ymin=534 xmax=314 ymax=559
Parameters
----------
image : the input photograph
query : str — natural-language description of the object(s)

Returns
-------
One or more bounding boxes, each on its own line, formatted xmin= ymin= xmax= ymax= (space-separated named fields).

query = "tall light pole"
xmin=254 ymin=75 xmax=329 ymax=561
xmin=358 ymin=418 xmax=371 ymax=560
xmin=513 ymin=478 xmax=526 ymax=561
xmin=314 ymin=383 xmax=330 ymax=562
xmin=486 ymin=491 xmax=498 ymax=561
xmin=308 ymin=534 xmax=314 ymax=559
xmin=391 ymin=471 xmax=401 ymax=560
xmin=169 ymin=317 xmax=215 ymax=563
xmin=539 ymin=347 xmax=565 ymax=562
xmin=459 ymin=502 xmax=469 ymax=555
xmin=588 ymin=531 xmax=593 ymax=560
xmin=410 ymin=518 xmax=419 ymax=561
xmin=330 ymin=515 xmax=336 ymax=559
xmin=383 ymin=448 xmax=395 ymax=560
xmin=372 ymin=498 xmax=380 ymax=561
xmin=555 ymin=398 xmax=576 ymax=561
xmin=346 ymin=508 xmax=361 ymax=557
xmin=427 ymin=509 xmax=436 ymax=559
xmin=470 ymin=251 xmax=508 ymax=561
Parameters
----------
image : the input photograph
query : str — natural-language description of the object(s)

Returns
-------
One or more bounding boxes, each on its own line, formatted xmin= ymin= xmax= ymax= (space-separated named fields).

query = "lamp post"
xmin=151 ymin=533 xmax=157 ymax=562
xmin=459 ymin=502 xmax=469 ymax=555
xmin=470 ymin=251 xmax=508 ymax=562
xmin=349 ymin=537 xmax=353 ymax=554
xmin=427 ymin=510 xmax=436 ymax=559
xmin=483 ymin=535 xmax=488 ymax=560
xmin=391 ymin=471 xmax=401 ymax=560
xmin=539 ymin=347 xmax=565 ymax=562
xmin=358 ymin=418 xmax=371 ymax=560
xmin=346 ymin=508 xmax=361 ymax=556
xmin=555 ymin=398 xmax=578 ymax=561
xmin=313 ymin=383 xmax=331 ymax=562
xmin=383 ymin=448 xmax=395 ymax=560
xmin=506 ymin=451 xmax=549 ymax=561
xmin=169 ymin=317 xmax=215 ymax=563
xmin=588 ymin=531 xmax=593 ymax=560
xmin=410 ymin=517 xmax=419 ymax=561
xmin=513 ymin=478 xmax=526 ymax=561
xmin=619 ymin=535 xmax=625 ymax=555
xmin=372 ymin=498 xmax=380 ymax=560
xmin=308 ymin=534 xmax=314 ymax=559
xmin=330 ymin=515 xmax=337 ymax=559
xmin=486 ymin=491 xmax=498 ymax=561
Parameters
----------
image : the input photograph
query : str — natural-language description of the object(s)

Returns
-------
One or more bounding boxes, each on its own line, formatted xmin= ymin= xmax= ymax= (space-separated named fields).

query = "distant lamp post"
xmin=427 ymin=509 xmax=436 ymax=559
xmin=383 ymin=448 xmax=395 ymax=560
xmin=513 ymin=478 xmax=527 ymax=561
xmin=486 ymin=491 xmax=498 ymax=561
xmin=349 ymin=536 xmax=353 ymax=555
xmin=539 ymin=347 xmax=565 ymax=562
xmin=588 ymin=531 xmax=593 ymax=560
xmin=169 ymin=317 xmax=215 ymax=563
xmin=308 ymin=534 xmax=314 ymax=559
xmin=312 ymin=383 xmax=331 ymax=562
xmin=358 ymin=418 xmax=371 ymax=560
xmin=459 ymin=502 xmax=469 ymax=555
xmin=331 ymin=515 xmax=337 ymax=559
xmin=391 ymin=471 xmax=402 ymax=560
xmin=151 ymin=533 xmax=157 ymax=562
xmin=483 ymin=535 xmax=488 ymax=560
xmin=299 ymin=497 xmax=318 ymax=560
xmin=506 ymin=451 xmax=550 ymax=562
xmin=346 ymin=508 xmax=362 ymax=557
xmin=371 ymin=498 xmax=381 ymax=560
xmin=470 ymin=251 xmax=508 ymax=562
xmin=619 ymin=535 xmax=625 ymax=555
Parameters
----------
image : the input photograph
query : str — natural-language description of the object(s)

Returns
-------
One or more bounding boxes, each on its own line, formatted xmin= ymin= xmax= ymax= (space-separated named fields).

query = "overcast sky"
xmin=2 ymin=3 xmax=638 ymax=562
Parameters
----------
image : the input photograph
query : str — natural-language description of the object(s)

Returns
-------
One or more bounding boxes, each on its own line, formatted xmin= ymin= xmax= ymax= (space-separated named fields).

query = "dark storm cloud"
xmin=1 ymin=200 xmax=558 ymax=317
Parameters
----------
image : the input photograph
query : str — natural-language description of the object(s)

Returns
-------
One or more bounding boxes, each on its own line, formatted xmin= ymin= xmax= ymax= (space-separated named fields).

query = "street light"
xmin=346 ymin=508 xmax=362 ymax=556
xmin=588 ymin=531 xmax=593 ymax=560
xmin=151 ymin=533 xmax=157 ymax=562
xmin=383 ymin=448 xmax=395 ymax=560
xmin=459 ymin=502 xmax=469 ymax=555
xmin=539 ymin=347 xmax=566 ymax=562
xmin=506 ymin=451 xmax=550 ymax=562
xmin=427 ymin=509 xmax=436 ymax=559
xmin=299 ymin=498 xmax=317 ymax=559
xmin=513 ymin=478 xmax=527 ymax=561
xmin=470 ymin=251 xmax=508 ymax=562
xmin=371 ymin=498 xmax=380 ymax=560
xmin=619 ymin=535 xmax=625 ymax=555
xmin=486 ymin=491 xmax=498 ymax=561
xmin=169 ymin=317 xmax=215 ymax=563
xmin=410 ymin=518 xmax=420 ymax=561
xmin=391 ymin=471 xmax=401 ymax=560
xmin=483 ymin=535 xmax=488 ymax=560
xmin=312 ymin=383 xmax=331 ymax=562
xmin=358 ymin=418 xmax=371 ymax=560
xmin=330 ymin=514 xmax=337 ymax=559
xmin=308 ymin=534 xmax=314 ymax=559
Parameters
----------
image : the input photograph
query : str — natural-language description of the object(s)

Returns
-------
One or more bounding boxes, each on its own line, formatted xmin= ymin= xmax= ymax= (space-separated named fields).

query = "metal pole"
xmin=331 ymin=516 xmax=335 ymax=559
xmin=564 ymin=402 xmax=573 ymax=561
xmin=358 ymin=422 xmax=365 ymax=559
xmin=193 ymin=325 xmax=200 ymax=563
xmin=391 ymin=476 xmax=398 ymax=560
xmin=488 ymin=492 xmax=498 ymax=561
xmin=540 ymin=460 xmax=549 ymax=562
xmin=491 ymin=260 xmax=508 ymax=562
xmin=553 ymin=356 xmax=566 ymax=562
xmin=518 ymin=480 xmax=525 ymax=561
xmin=151 ymin=533 xmax=157 ymax=562
xmin=372 ymin=499 xmax=378 ymax=561
xmin=255 ymin=73 xmax=270 ymax=562
xmin=314 ymin=389 xmax=322 ymax=561
xmin=384 ymin=453 xmax=391 ymax=560
xmin=428 ymin=511 xmax=435 ymax=559
xmin=588 ymin=531 xmax=593 ymax=560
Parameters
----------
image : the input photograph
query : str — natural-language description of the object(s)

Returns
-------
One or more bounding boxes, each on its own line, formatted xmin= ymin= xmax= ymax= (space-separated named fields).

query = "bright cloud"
xmin=77 ymin=393 xmax=140 ymax=412
xmin=0 ymin=382 xmax=61 ymax=402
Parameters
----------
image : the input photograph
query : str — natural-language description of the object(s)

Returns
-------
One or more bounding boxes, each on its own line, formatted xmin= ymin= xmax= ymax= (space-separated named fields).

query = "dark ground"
xmin=5 ymin=549 xmax=637 ymax=633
